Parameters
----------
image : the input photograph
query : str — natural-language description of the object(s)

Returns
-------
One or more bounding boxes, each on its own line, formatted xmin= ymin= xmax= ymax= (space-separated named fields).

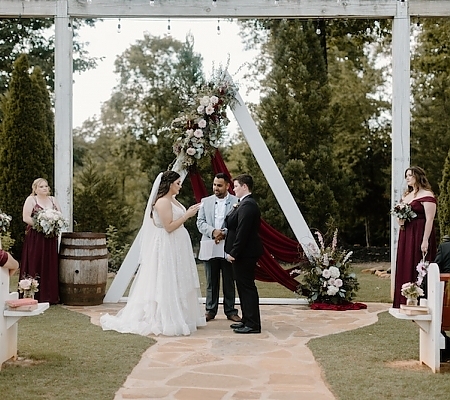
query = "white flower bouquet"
xmin=391 ymin=202 xmax=417 ymax=222
xmin=18 ymin=274 xmax=39 ymax=297
xmin=294 ymin=230 xmax=359 ymax=304
xmin=33 ymin=208 xmax=68 ymax=238
xmin=0 ymin=209 xmax=12 ymax=233
xmin=401 ymin=281 xmax=424 ymax=299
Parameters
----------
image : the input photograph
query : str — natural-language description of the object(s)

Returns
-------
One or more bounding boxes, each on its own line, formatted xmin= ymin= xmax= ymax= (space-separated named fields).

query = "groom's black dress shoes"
xmin=233 ymin=326 xmax=261 ymax=334
xmin=230 ymin=322 xmax=244 ymax=329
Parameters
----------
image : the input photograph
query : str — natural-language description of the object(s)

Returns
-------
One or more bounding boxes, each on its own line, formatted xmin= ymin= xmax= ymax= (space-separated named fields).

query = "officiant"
xmin=196 ymin=173 xmax=241 ymax=323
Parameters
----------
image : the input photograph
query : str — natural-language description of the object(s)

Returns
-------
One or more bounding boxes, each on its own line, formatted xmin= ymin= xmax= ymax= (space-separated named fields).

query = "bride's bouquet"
xmin=33 ymin=209 xmax=69 ymax=238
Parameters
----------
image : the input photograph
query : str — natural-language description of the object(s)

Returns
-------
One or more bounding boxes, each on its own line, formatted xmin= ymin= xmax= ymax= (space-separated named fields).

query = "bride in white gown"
xmin=100 ymin=171 xmax=206 ymax=336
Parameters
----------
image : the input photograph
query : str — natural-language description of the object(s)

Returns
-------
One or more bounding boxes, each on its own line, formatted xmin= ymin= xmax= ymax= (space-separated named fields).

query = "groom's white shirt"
xmin=197 ymin=193 xmax=238 ymax=260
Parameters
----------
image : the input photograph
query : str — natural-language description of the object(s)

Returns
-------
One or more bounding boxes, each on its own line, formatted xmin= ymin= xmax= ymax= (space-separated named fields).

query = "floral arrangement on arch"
xmin=169 ymin=67 xmax=239 ymax=168
xmin=32 ymin=208 xmax=69 ymax=238
xmin=292 ymin=230 xmax=359 ymax=305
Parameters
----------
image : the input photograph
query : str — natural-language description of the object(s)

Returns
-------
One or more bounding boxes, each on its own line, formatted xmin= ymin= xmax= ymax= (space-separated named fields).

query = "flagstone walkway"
xmin=66 ymin=302 xmax=390 ymax=400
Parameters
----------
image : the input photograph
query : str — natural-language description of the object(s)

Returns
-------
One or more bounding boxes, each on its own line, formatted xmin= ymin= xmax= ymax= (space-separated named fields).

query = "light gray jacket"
xmin=196 ymin=194 xmax=238 ymax=240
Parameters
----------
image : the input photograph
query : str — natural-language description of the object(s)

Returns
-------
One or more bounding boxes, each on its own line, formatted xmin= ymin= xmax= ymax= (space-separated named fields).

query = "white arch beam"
xmin=1 ymin=1 xmax=450 ymax=20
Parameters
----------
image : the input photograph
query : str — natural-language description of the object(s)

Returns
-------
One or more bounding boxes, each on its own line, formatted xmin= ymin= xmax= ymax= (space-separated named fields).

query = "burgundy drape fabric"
xmin=189 ymin=150 xmax=306 ymax=293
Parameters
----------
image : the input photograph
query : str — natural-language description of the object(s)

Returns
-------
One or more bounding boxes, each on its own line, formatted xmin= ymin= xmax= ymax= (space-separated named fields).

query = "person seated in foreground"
xmin=0 ymin=249 xmax=19 ymax=277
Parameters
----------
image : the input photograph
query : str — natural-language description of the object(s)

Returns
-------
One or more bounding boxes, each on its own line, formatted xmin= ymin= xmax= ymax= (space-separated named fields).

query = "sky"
xmin=72 ymin=18 xmax=259 ymax=129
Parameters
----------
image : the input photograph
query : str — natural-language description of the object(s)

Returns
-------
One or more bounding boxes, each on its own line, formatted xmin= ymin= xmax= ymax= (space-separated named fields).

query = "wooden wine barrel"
xmin=59 ymin=232 xmax=108 ymax=306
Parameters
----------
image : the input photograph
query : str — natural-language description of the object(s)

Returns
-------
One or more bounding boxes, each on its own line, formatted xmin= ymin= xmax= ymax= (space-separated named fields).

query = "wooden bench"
xmin=389 ymin=263 xmax=445 ymax=372
xmin=0 ymin=268 xmax=49 ymax=370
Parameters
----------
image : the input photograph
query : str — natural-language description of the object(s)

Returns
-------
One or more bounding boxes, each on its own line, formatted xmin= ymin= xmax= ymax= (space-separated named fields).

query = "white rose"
xmin=194 ymin=129 xmax=203 ymax=138
xmin=197 ymin=105 xmax=204 ymax=113
xmin=210 ymin=95 xmax=219 ymax=104
xmin=335 ymin=278 xmax=343 ymax=288
xmin=186 ymin=147 xmax=196 ymax=156
xmin=205 ymin=105 xmax=215 ymax=115
xmin=322 ymin=269 xmax=331 ymax=279
xmin=329 ymin=266 xmax=340 ymax=278
xmin=186 ymin=129 xmax=194 ymax=137
xmin=327 ymin=285 xmax=339 ymax=296
xmin=200 ymin=96 xmax=210 ymax=106
xmin=198 ymin=119 xmax=207 ymax=128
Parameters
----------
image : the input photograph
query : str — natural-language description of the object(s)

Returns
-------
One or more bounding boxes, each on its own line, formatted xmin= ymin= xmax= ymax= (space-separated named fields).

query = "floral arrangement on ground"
xmin=292 ymin=230 xmax=359 ymax=305
xmin=168 ymin=66 xmax=239 ymax=168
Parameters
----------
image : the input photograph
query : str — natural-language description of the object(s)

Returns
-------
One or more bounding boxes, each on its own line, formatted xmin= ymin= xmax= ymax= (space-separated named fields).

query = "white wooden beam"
xmin=390 ymin=0 xmax=410 ymax=298
xmin=0 ymin=0 xmax=419 ymax=19
xmin=231 ymin=84 xmax=318 ymax=253
xmin=54 ymin=0 xmax=73 ymax=230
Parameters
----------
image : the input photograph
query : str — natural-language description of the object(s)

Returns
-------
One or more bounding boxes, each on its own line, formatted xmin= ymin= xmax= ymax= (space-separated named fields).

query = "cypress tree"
xmin=0 ymin=54 xmax=53 ymax=255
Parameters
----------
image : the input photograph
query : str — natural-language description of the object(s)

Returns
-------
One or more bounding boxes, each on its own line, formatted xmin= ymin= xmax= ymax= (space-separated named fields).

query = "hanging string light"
xmin=274 ymin=0 xmax=280 ymax=5
xmin=149 ymin=0 xmax=155 ymax=6
xmin=167 ymin=19 xmax=171 ymax=35
xmin=117 ymin=18 xmax=121 ymax=34
xmin=217 ymin=19 xmax=221 ymax=35
xmin=212 ymin=0 xmax=217 ymax=8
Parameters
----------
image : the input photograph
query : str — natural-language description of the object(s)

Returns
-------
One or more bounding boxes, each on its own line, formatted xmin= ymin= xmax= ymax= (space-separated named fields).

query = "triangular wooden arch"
xmin=104 ymin=78 xmax=317 ymax=302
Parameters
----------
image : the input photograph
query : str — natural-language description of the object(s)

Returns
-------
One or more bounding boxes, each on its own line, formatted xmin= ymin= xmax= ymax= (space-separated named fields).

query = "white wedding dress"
xmin=100 ymin=202 xmax=206 ymax=336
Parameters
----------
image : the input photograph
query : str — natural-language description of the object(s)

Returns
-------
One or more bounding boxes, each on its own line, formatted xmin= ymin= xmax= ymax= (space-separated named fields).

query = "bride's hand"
xmin=185 ymin=203 xmax=201 ymax=219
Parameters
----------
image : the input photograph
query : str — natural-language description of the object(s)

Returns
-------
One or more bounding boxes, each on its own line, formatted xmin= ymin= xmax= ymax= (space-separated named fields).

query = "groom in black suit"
xmin=225 ymin=174 xmax=263 ymax=334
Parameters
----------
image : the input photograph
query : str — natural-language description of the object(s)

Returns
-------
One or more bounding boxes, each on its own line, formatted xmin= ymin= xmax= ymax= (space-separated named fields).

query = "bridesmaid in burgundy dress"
xmin=21 ymin=178 xmax=61 ymax=304
xmin=393 ymin=166 xmax=437 ymax=308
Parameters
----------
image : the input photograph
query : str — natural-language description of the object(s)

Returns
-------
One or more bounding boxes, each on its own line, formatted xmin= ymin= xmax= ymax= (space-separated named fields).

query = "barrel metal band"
xmin=61 ymin=244 xmax=106 ymax=249
xmin=59 ymin=254 xmax=108 ymax=260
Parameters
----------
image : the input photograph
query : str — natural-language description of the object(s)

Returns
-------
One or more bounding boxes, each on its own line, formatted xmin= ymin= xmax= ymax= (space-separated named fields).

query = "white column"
xmin=54 ymin=0 xmax=73 ymax=230
xmin=391 ymin=0 xmax=411 ymax=296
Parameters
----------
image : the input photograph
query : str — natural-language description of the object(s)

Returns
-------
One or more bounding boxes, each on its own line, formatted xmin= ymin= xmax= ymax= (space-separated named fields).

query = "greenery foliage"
xmin=106 ymin=225 xmax=131 ymax=273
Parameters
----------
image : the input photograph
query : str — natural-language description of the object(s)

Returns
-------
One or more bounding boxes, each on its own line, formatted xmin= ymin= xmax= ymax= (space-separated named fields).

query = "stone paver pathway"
xmin=66 ymin=302 xmax=389 ymax=400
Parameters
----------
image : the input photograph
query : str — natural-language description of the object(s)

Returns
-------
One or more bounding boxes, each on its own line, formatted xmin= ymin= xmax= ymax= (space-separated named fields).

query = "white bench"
xmin=0 ymin=268 xmax=49 ymax=370
xmin=389 ymin=263 xmax=445 ymax=372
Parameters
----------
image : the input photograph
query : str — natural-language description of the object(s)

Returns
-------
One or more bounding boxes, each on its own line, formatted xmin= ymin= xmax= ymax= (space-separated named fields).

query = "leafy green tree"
xmin=411 ymin=18 xmax=450 ymax=192
xmin=439 ymin=149 xmax=450 ymax=239
xmin=238 ymin=19 xmax=392 ymax=246
xmin=0 ymin=18 xmax=97 ymax=97
xmin=73 ymin=34 xmax=205 ymax=246
xmin=0 ymin=54 xmax=54 ymax=255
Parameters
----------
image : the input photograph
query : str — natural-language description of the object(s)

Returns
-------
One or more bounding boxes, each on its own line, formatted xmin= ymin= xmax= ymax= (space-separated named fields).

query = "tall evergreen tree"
xmin=411 ymin=18 xmax=450 ymax=192
xmin=0 ymin=54 xmax=53 ymax=255
xmin=241 ymin=20 xmax=339 ymax=236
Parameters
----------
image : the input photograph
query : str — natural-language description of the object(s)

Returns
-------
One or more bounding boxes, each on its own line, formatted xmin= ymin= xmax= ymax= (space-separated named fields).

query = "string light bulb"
xmin=149 ymin=0 xmax=155 ymax=6
xmin=217 ymin=19 xmax=221 ymax=36
xmin=212 ymin=0 xmax=217 ymax=7
xmin=86 ymin=0 xmax=92 ymax=4
xmin=167 ymin=19 xmax=171 ymax=35
xmin=274 ymin=0 xmax=279 ymax=5
xmin=117 ymin=18 xmax=121 ymax=34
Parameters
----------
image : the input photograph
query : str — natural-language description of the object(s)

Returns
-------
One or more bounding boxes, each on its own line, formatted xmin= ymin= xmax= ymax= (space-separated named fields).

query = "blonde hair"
xmin=31 ymin=178 xmax=51 ymax=196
